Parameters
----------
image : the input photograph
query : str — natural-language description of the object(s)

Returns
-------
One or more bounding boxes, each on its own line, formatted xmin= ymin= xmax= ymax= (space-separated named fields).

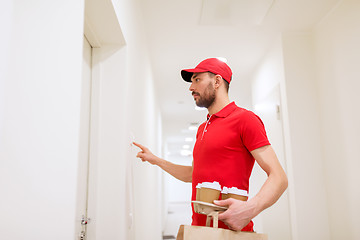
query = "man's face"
xmin=189 ymin=72 xmax=216 ymax=109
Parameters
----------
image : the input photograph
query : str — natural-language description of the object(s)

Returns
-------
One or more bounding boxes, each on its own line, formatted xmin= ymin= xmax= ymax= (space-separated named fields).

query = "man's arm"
xmin=215 ymin=145 xmax=288 ymax=231
xmin=133 ymin=142 xmax=193 ymax=183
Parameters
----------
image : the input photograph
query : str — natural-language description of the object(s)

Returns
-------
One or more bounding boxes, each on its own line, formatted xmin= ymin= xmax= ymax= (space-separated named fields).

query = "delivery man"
xmin=134 ymin=58 xmax=288 ymax=231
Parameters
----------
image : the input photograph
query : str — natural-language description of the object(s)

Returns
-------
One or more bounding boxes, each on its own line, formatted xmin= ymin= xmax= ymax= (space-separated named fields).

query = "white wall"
xmin=0 ymin=0 xmax=163 ymax=239
xmin=0 ymin=1 xmax=85 ymax=239
xmin=251 ymin=31 xmax=340 ymax=240
xmin=112 ymin=0 xmax=163 ymax=239
xmin=250 ymin=37 xmax=293 ymax=240
xmin=251 ymin=37 xmax=285 ymax=105
xmin=281 ymin=32 xmax=331 ymax=240
xmin=314 ymin=1 xmax=360 ymax=239
xmin=251 ymin=3 xmax=360 ymax=239
xmin=0 ymin=0 xmax=12 ymax=92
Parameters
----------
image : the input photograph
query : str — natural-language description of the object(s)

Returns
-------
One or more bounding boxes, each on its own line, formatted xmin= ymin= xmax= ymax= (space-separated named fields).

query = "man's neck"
xmin=207 ymin=96 xmax=231 ymax=116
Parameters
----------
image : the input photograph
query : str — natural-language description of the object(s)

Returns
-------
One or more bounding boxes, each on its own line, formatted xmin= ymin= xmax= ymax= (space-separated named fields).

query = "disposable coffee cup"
xmin=220 ymin=186 xmax=229 ymax=200
xmin=196 ymin=183 xmax=202 ymax=201
xmin=199 ymin=181 xmax=221 ymax=203
xmin=221 ymin=187 xmax=248 ymax=201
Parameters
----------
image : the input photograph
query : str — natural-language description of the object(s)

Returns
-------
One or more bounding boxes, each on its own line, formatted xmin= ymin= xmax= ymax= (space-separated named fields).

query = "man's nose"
xmin=189 ymin=82 xmax=195 ymax=92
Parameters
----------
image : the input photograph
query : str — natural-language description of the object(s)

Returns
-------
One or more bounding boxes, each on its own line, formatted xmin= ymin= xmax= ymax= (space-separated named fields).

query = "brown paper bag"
xmin=176 ymin=225 xmax=267 ymax=240
xmin=176 ymin=212 xmax=267 ymax=240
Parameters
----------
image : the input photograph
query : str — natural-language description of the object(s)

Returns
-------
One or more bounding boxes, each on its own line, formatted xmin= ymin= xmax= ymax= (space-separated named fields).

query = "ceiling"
xmin=138 ymin=0 xmax=340 ymax=157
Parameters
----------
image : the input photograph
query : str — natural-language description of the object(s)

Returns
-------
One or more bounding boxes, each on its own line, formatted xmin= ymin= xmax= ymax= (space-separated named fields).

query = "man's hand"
xmin=214 ymin=198 xmax=258 ymax=231
xmin=133 ymin=142 xmax=193 ymax=182
xmin=133 ymin=142 xmax=160 ymax=165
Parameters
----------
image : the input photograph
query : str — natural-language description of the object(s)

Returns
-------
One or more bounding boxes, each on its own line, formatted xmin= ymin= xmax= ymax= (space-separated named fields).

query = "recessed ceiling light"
xmin=185 ymin=137 xmax=193 ymax=142
xmin=180 ymin=149 xmax=192 ymax=156
xmin=188 ymin=126 xmax=197 ymax=131
xmin=188 ymin=122 xmax=199 ymax=131
xmin=183 ymin=145 xmax=190 ymax=149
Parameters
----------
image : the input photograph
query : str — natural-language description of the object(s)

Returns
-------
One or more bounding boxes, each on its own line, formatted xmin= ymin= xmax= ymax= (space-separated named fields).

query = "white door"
xmin=251 ymin=84 xmax=292 ymax=239
xmin=75 ymin=36 xmax=93 ymax=240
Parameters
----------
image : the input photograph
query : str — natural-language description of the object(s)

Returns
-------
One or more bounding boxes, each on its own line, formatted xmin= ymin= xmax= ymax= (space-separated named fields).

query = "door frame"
xmin=76 ymin=0 xmax=126 ymax=239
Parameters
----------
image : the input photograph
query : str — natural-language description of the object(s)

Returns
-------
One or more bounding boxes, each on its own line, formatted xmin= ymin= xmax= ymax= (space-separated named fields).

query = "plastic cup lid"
xmin=227 ymin=187 xmax=248 ymax=196
xmin=221 ymin=186 xmax=228 ymax=194
xmin=200 ymin=181 xmax=221 ymax=191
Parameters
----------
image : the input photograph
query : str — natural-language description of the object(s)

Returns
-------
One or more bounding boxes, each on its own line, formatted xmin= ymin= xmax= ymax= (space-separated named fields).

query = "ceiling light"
xmin=188 ymin=122 xmax=199 ymax=131
xmin=183 ymin=145 xmax=190 ymax=149
xmin=185 ymin=137 xmax=193 ymax=142
xmin=180 ymin=149 xmax=192 ymax=156
xmin=188 ymin=126 xmax=197 ymax=131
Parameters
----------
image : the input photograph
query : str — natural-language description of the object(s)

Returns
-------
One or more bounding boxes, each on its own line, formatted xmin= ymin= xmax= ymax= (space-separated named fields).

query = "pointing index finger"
xmin=133 ymin=142 xmax=145 ymax=150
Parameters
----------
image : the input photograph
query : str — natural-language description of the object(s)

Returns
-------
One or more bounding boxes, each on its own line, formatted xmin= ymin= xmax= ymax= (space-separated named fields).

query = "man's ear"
xmin=214 ymin=74 xmax=222 ymax=89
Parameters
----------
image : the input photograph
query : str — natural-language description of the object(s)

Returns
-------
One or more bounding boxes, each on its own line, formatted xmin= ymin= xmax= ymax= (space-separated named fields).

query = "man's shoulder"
xmin=232 ymin=105 xmax=256 ymax=118
xmin=229 ymin=106 xmax=264 ymax=126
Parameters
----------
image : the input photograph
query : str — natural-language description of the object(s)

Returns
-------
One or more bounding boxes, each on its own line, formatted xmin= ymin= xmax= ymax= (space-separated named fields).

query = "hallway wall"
xmin=0 ymin=0 xmax=162 ymax=239
xmin=251 ymin=1 xmax=360 ymax=240
xmin=0 ymin=1 xmax=85 ymax=239
xmin=281 ymin=32 xmax=331 ymax=240
xmin=314 ymin=0 xmax=360 ymax=239
xmin=112 ymin=0 xmax=163 ymax=239
xmin=251 ymin=34 xmax=332 ymax=240
xmin=251 ymin=37 xmax=293 ymax=240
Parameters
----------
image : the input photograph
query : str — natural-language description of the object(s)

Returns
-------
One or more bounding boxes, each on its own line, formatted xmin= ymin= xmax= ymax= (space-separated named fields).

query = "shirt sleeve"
xmin=239 ymin=111 xmax=270 ymax=152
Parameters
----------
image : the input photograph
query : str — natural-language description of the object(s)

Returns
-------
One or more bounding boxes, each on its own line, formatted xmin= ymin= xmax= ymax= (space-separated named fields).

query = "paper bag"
xmin=176 ymin=225 xmax=267 ymax=240
xmin=176 ymin=212 xmax=267 ymax=240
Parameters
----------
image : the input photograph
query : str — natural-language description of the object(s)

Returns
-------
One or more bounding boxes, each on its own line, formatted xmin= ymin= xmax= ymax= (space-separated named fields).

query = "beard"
xmin=193 ymin=83 xmax=216 ymax=109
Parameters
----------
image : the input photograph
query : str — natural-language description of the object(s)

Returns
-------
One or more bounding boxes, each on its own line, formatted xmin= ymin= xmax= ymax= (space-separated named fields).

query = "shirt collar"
xmin=207 ymin=101 xmax=237 ymax=119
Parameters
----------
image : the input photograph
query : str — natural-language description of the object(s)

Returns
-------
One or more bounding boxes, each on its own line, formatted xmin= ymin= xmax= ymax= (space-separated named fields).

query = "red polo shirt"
xmin=191 ymin=102 xmax=270 ymax=231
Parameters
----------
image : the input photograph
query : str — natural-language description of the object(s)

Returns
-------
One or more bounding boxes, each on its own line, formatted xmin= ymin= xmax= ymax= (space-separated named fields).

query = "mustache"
xmin=192 ymin=92 xmax=200 ymax=96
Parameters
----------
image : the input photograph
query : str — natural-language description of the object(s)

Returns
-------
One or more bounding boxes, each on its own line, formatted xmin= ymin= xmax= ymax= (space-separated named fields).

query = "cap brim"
xmin=181 ymin=68 xmax=208 ymax=82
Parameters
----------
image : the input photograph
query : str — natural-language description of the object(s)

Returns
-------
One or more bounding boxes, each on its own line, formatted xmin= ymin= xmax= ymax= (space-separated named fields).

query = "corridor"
xmin=1 ymin=0 xmax=359 ymax=240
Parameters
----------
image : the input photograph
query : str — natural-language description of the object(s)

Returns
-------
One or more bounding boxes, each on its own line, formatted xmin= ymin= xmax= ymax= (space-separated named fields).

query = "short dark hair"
xmin=208 ymin=72 xmax=229 ymax=92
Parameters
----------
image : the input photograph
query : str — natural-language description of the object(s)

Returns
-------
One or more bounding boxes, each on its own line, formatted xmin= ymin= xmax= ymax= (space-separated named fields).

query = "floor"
xmin=162 ymin=202 xmax=192 ymax=239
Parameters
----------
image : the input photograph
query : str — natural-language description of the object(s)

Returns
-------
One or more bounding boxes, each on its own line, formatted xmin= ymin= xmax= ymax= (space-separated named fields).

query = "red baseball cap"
xmin=181 ymin=58 xmax=232 ymax=84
